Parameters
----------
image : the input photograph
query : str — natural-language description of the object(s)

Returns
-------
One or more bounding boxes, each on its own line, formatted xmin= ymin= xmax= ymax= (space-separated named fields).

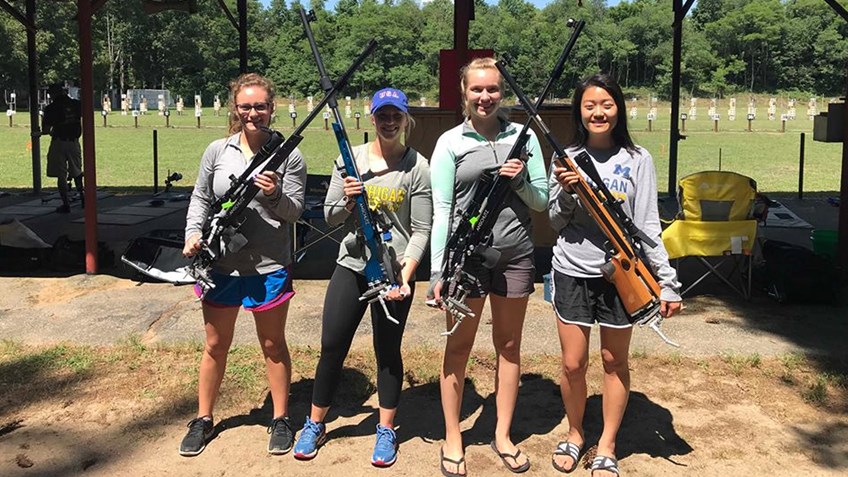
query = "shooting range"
xmin=0 ymin=2 xmax=846 ymax=476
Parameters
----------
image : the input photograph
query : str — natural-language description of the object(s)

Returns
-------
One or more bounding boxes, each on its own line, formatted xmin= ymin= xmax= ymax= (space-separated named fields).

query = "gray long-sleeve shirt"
xmin=185 ymin=133 xmax=306 ymax=275
xmin=429 ymin=119 xmax=548 ymax=280
xmin=324 ymin=143 xmax=432 ymax=274
xmin=548 ymin=145 xmax=681 ymax=302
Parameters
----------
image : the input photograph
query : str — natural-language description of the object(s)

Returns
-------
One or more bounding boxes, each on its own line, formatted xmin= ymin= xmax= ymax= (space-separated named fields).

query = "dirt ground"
xmin=1 ymin=275 xmax=847 ymax=476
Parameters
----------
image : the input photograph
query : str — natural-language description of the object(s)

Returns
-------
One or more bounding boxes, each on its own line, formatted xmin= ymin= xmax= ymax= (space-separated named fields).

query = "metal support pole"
xmin=668 ymin=2 xmax=683 ymax=196
xmin=453 ymin=0 xmax=472 ymax=124
xmin=238 ymin=0 xmax=247 ymax=73
xmin=78 ymin=0 xmax=99 ymax=274
xmin=26 ymin=0 xmax=41 ymax=194
xmin=839 ymin=67 xmax=848 ymax=275
xmin=798 ymin=132 xmax=805 ymax=200
xmin=667 ymin=0 xmax=695 ymax=197
xmin=153 ymin=129 xmax=159 ymax=194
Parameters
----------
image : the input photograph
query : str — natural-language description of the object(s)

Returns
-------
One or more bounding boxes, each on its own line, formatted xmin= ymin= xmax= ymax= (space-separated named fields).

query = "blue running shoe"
xmin=371 ymin=424 xmax=398 ymax=467
xmin=293 ymin=416 xmax=326 ymax=460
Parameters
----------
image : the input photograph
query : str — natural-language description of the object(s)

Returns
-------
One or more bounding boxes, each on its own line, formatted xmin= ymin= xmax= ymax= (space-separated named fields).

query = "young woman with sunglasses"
xmin=180 ymin=73 xmax=306 ymax=457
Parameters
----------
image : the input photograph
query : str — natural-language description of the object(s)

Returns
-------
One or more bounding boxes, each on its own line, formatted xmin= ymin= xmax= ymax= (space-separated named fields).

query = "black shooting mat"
xmin=70 ymin=197 xmax=187 ymax=226
xmin=0 ymin=191 xmax=113 ymax=221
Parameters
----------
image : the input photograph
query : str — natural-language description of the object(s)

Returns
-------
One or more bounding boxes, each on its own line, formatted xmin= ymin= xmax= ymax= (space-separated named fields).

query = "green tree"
xmin=0 ymin=14 xmax=29 ymax=102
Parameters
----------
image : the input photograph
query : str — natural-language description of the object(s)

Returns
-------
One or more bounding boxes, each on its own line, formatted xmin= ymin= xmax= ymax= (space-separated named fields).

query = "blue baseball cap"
xmin=371 ymin=88 xmax=408 ymax=113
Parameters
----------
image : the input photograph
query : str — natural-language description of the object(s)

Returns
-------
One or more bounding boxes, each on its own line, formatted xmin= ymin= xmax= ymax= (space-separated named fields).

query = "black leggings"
xmin=312 ymin=265 xmax=414 ymax=409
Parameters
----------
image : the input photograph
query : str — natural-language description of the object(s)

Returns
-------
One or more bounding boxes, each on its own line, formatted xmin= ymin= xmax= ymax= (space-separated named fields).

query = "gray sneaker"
xmin=179 ymin=417 xmax=214 ymax=457
xmin=267 ymin=416 xmax=294 ymax=455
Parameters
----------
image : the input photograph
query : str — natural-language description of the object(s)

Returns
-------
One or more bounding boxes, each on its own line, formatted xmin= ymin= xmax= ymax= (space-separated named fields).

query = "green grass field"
xmin=1 ymin=106 xmax=843 ymax=194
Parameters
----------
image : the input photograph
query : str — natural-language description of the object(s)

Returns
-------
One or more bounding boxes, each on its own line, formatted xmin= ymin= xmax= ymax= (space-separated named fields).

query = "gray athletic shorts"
xmin=46 ymin=138 xmax=82 ymax=179
xmin=463 ymin=253 xmax=535 ymax=299
xmin=551 ymin=270 xmax=631 ymax=329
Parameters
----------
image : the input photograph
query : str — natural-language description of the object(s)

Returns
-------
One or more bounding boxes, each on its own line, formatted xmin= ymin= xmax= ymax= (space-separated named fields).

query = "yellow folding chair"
xmin=661 ymin=171 xmax=758 ymax=299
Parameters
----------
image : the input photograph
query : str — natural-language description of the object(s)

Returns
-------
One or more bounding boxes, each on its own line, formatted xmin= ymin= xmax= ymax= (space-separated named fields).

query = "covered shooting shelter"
xmin=666 ymin=0 xmax=848 ymax=277
xmin=0 ymin=0 xmax=252 ymax=273
xmin=4 ymin=0 xmax=847 ymax=276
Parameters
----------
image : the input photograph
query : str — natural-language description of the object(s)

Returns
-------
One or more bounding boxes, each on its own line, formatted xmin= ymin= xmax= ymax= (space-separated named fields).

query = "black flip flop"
xmin=439 ymin=447 xmax=466 ymax=477
xmin=490 ymin=440 xmax=531 ymax=473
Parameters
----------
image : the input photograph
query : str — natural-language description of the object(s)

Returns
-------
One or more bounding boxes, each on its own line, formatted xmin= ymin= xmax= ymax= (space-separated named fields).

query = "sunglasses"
xmin=236 ymin=102 xmax=271 ymax=113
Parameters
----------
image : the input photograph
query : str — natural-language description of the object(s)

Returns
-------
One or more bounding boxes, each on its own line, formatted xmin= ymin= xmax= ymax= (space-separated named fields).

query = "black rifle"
xmin=436 ymin=19 xmax=585 ymax=336
xmin=188 ymin=38 xmax=377 ymax=299
xmin=300 ymin=7 xmax=400 ymax=322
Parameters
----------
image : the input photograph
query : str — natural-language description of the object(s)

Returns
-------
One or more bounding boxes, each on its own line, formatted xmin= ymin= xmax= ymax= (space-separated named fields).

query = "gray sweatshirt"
xmin=324 ymin=143 xmax=432 ymax=274
xmin=548 ymin=145 xmax=681 ymax=302
xmin=185 ymin=133 xmax=306 ymax=275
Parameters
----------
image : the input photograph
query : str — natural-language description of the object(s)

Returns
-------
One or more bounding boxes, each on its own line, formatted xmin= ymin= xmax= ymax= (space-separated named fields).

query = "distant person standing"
xmin=42 ymin=83 xmax=84 ymax=213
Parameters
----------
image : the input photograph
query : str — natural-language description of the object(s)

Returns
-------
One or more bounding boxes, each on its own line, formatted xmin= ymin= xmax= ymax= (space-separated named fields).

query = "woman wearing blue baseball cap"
xmin=293 ymin=87 xmax=432 ymax=467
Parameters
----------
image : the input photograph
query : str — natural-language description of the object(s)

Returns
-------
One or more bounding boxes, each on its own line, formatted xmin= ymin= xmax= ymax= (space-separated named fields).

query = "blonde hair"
xmin=401 ymin=113 xmax=416 ymax=140
xmin=459 ymin=57 xmax=504 ymax=118
xmin=227 ymin=73 xmax=276 ymax=134
xmin=370 ymin=91 xmax=417 ymax=141
xmin=371 ymin=112 xmax=416 ymax=145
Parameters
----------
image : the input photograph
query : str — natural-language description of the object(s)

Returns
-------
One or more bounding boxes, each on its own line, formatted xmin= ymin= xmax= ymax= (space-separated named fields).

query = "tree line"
xmin=1 ymin=0 xmax=847 ymax=107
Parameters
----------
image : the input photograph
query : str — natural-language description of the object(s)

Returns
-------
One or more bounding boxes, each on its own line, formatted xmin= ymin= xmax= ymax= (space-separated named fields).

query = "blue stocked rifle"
xmin=435 ymin=19 xmax=585 ymax=336
xmin=495 ymin=60 xmax=678 ymax=347
xmin=188 ymin=36 xmax=377 ymax=299
xmin=300 ymin=7 xmax=400 ymax=323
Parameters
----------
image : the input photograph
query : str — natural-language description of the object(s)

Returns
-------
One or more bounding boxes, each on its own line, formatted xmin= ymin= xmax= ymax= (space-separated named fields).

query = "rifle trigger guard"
xmin=600 ymin=261 xmax=616 ymax=281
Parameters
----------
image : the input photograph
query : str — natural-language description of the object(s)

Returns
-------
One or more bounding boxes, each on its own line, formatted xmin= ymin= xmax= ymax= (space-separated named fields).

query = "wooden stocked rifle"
xmin=435 ymin=19 xmax=585 ymax=336
xmin=495 ymin=61 xmax=678 ymax=347
xmin=188 ymin=32 xmax=377 ymax=300
xmin=300 ymin=7 xmax=400 ymax=323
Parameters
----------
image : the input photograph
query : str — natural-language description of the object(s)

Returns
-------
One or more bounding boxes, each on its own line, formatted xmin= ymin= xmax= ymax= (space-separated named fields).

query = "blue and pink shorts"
xmin=194 ymin=267 xmax=295 ymax=312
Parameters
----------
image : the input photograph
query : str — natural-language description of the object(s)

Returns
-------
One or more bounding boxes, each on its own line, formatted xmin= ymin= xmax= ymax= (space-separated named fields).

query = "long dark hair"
xmin=570 ymin=73 xmax=637 ymax=154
